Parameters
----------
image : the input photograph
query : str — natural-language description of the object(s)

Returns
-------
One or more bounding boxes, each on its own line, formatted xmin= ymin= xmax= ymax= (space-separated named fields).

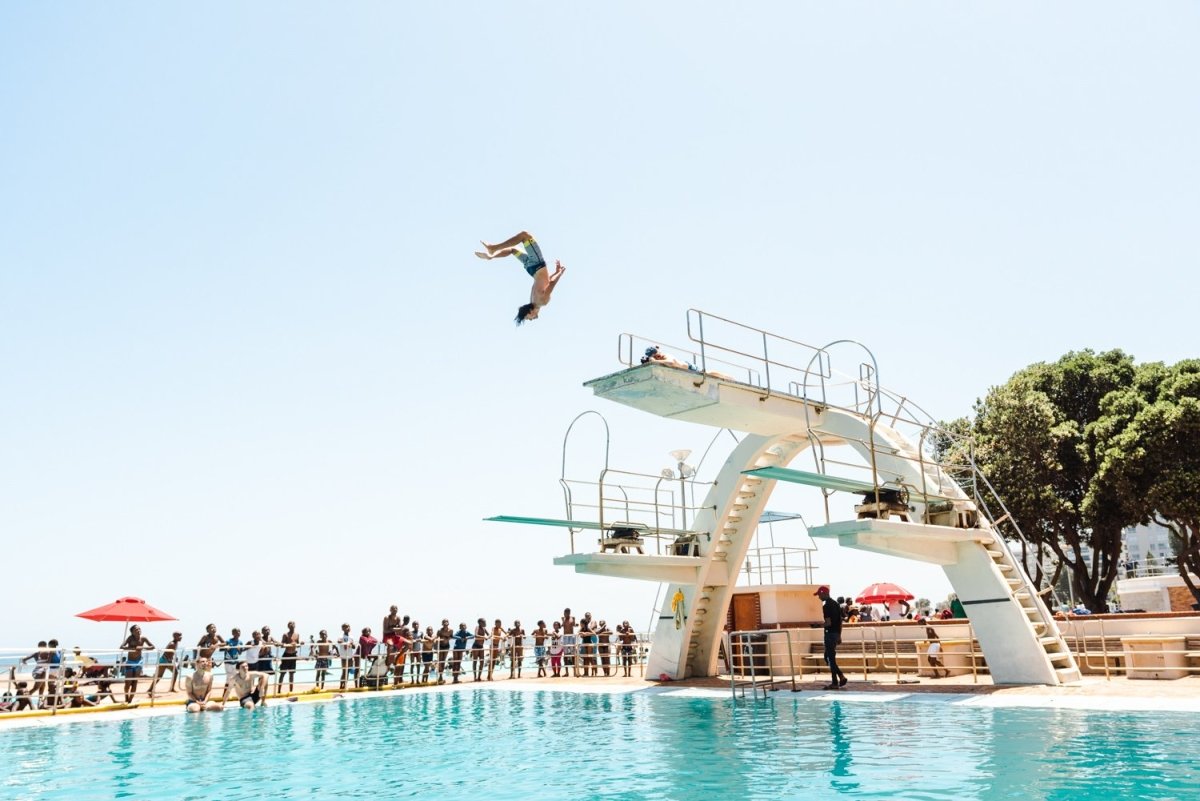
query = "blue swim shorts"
xmin=516 ymin=238 xmax=546 ymax=277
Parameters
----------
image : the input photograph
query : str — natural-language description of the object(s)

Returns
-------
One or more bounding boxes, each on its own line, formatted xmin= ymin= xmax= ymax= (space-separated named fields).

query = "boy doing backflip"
xmin=475 ymin=231 xmax=566 ymax=325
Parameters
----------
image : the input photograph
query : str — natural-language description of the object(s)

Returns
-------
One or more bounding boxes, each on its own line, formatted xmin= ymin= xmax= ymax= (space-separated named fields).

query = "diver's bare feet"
xmin=474 ymin=251 xmax=492 ymax=260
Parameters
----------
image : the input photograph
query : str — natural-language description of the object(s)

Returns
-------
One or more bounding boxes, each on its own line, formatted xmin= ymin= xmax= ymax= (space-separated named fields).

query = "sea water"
xmin=1 ymin=689 xmax=1197 ymax=800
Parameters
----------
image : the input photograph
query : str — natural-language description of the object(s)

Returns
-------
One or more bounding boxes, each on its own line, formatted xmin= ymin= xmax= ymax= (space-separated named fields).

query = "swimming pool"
xmin=2 ymin=688 xmax=1196 ymax=800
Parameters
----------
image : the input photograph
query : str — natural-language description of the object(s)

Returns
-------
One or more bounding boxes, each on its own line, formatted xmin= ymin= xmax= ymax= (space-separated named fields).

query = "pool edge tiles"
xmin=4 ymin=680 xmax=1200 ymax=731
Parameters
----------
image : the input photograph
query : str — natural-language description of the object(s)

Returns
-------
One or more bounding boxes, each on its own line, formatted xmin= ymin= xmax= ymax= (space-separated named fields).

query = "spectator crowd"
xmin=2 ymin=607 xmax=647 ymax=714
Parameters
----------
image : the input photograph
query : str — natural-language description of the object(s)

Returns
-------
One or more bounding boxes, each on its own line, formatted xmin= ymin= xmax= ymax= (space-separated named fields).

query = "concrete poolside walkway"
xmin=4 ymin=671 xmax=1199 ymax=730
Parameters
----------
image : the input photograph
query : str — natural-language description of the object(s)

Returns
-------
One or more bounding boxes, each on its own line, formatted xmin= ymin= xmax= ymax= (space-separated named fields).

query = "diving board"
xmin=486 ymin=515 xmax=609 ymax=530
xmin=485 ymin=515 xmax=696 ymax=539
xmin=741 ymin=466 xmax=879 ymax=494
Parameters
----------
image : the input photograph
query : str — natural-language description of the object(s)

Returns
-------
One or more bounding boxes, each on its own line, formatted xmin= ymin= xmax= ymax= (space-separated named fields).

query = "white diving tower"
xmin=491 ymin=310 xmax=1081 ymax=686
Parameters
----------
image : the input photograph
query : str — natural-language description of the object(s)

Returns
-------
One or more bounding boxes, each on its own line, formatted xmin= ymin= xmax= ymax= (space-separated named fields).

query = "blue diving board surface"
xmin=485 ymin=516 xmax=614 ymax=530
xmin=485 ymin=516 xmax=700 ymax=538
xmin=759 ymin=510 xmax=805 ymax=524
xmin=742 ymin=466 xmax=878 ymax=494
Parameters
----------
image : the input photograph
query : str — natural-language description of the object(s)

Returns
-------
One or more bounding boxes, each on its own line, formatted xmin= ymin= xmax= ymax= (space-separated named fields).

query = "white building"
xmin=1122 ymin=522 xmax=1175 ymax=573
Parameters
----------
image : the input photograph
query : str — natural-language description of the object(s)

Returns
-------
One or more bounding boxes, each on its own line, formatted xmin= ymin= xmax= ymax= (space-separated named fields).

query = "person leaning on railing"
xmin=617 ymin=622 xmax=637 ymax=677
xmin=335 ymin=623 xmax=357 ymax=690
xmin=222 ymin=628 xmax=244 ymax=678
xmin=19 ymin=640 xmax=55 ymax=707
xmin=119 ymin=627 xmax=153 ymax=704
xmin=435 ymin=620 xmax=453 ymax=685
xmin=151 ymin=631 xmax=184 ymax=695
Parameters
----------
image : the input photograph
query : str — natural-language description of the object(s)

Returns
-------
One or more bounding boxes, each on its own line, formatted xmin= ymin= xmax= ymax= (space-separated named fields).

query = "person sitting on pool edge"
xmin=475 ymin=231 xmax=567 ymax=325
xmin=184 ymin=657 xmax=223 ymax=713
xmin=221 ymin=661 xmax=269 ymax=710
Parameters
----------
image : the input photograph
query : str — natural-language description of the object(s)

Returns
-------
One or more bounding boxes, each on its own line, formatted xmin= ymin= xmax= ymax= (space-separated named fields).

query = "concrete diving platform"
xmin=552 ymin=552 xmax=727 ymax=586
xmin=584 ymin=363 xmax=837 ymax=437
xmin=808 ymin=518 xmax=989 ymax=566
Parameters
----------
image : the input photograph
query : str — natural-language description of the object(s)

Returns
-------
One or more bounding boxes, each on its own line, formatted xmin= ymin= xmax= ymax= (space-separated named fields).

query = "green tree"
xmin=946 ymin=350 xmax=1138 ymax=612
xmin=1090 ymin=360 xmax=1200 ymax=605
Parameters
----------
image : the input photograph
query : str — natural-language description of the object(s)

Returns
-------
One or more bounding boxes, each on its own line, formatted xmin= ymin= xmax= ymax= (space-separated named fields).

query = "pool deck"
xmin=3 ymin=672 xmax=1198 ymax=730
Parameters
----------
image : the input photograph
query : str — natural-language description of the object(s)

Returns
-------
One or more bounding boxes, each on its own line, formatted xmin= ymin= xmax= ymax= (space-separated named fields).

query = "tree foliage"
xmin=1090 ymin=360 xmax=1200 ymax=604
xmin=941 ymin=350 xmax=1138 ymax=611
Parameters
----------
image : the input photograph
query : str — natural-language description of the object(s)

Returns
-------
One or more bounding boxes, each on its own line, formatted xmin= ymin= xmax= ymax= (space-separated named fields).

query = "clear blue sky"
xmin=2 ymin=3 xmax=1197 ymax=650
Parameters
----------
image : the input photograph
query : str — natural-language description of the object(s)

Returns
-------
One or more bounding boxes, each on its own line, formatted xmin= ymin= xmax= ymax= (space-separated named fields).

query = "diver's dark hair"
xmin=515 ymin=303 xmax=536 ymax=325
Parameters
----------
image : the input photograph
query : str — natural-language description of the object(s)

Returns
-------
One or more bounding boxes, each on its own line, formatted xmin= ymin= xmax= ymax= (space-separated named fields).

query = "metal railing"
xmin=723 ymin=623 xmax=988 ymax=697
xmin=559 ymin=468 xmax=714 ymax=545
xmin=618 ymin=332 xmax=762 ymax=385
xmin=739 ymin=546 xmax=816 ymax=586
xmin=0 ymin=636 xmax=653 ymax=716
xmin=1118 ymin=553 xmax=1190 ymax=579
xmin=1063 ymin=617 xmax=1200 ymax=679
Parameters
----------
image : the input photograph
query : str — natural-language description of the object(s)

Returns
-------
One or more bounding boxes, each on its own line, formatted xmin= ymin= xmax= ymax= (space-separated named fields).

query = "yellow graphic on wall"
xmin=671 ymin=588 xmax=686 ymax=630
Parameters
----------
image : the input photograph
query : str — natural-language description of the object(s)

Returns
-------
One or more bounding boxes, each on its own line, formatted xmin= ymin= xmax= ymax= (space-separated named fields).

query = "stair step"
xmin=731 ymin=503 xmax=749 ymax=512
xmin=996 ymin=564 xmax=1014 ymax=573
xmin=985 ymin=549 xmax=1004 ymax=558
xmin=1039 ymin=636 xmax=1060 ymax=646
xmin=1047 ymin=651 xmax=1073 ymax=661
xmin=1056 ymin=668 xmax=1082 ymax=684
xmin=742 ymin=478 xmax=763 ymax=486
xmin=1006 ymin=578 xmax=1023 ymax=587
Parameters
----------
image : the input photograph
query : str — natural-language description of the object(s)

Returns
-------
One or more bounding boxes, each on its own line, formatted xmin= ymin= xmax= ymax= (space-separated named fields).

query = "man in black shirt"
xmin=816 ymin=586 xmax=848 ymax=690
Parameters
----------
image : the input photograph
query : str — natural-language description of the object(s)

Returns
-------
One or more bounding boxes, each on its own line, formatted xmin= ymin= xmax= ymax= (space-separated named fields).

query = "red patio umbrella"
xmin=77 ymin=596 xmax=177 ymax=644
xmin=855 ymin=582 xmax=915 ymax=605
xmin=77 ymin=597 xmax=177 ymax=623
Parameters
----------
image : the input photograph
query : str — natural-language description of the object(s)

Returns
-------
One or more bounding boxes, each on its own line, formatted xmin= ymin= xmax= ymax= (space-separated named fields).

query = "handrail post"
xmin=892 ymin=625 xmax=901 ymax=682
xmin=726 ymin=631 xmax=735 ymax=698
xmin=1099 ymin=617 xmax=1110 ymax=681
xmin=785 ymin=629 xmax=797 ymax=692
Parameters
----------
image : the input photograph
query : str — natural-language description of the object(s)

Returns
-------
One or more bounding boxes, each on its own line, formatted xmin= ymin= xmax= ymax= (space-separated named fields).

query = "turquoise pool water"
xmin=2 ymin=690 xmax=1197 ymax=800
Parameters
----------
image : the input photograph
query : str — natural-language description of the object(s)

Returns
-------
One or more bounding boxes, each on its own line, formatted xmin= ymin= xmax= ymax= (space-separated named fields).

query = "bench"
xmin=599 ymin=537 xmax=644 ymax=554
xmin=598 ymin=526 xmax=645 ymax=554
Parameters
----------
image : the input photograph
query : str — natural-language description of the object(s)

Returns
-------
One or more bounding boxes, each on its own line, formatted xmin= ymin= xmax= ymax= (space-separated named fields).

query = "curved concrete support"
xmin=646 ymin=433 xmax=803 ymax=679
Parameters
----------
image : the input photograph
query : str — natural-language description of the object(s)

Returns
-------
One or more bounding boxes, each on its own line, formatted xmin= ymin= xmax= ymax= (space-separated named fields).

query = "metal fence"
xmin=0 ymin=636 xmax=651 ymax=716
